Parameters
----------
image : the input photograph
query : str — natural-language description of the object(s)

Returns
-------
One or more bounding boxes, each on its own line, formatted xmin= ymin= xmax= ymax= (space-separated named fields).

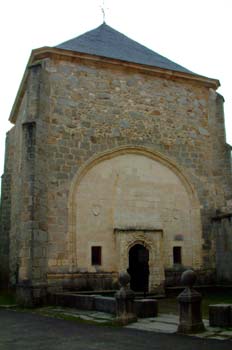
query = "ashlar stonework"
xmin=0 ymin=24 xmax=231 ymax=305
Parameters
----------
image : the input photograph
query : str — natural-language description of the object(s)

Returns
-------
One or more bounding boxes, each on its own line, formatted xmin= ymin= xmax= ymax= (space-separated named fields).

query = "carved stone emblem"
xmin=92 ymin=205 xmax=101 ymax=216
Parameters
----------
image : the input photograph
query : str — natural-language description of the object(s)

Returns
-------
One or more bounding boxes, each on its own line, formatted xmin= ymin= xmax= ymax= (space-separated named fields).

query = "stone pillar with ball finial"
xmin=115 ymin=271 xmax=137 ymax=325
xmin=177 ymin=269 xmax=205 ymax=334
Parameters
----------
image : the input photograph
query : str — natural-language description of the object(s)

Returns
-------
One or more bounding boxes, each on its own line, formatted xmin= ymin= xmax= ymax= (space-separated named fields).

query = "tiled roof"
xmin=56 ymin=23 xmax=193 ymax=74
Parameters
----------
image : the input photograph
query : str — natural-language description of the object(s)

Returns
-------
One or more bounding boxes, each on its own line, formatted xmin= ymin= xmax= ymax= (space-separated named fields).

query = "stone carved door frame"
xmin=114 ymin=229 xmax=165 ymax=293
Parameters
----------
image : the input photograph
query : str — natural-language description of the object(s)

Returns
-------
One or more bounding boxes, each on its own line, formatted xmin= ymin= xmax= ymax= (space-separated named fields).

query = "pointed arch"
xmin=67 ymin=146 xmax=201 ymax=272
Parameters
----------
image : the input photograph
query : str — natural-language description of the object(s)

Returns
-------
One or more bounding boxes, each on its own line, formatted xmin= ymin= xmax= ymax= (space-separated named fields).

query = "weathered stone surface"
xmin=94 ymin=296 xmax=116 ymax=314
xmin=50 ymin=292 xmax=157 ymax=318
xmin=177 ymin=270 xmax=205 ymax=334
xmin=209 ymin=304 xmax=232 ymax=327
xmin=0 ymin=30 xmax=232 ymax=304
xmin=115 ymin=272 xmax=137 ymax=324
xmin=135 ymin=299 xmax=158 ymax=318
xmin=212 ymin=213 xmax=232 ymax=282
xmin=52 ymin=293 xmax=95 ymax=310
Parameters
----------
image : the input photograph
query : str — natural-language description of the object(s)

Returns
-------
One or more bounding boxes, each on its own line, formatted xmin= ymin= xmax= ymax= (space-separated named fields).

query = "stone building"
xmin=0 ymin=24 xmax=231 ymax=304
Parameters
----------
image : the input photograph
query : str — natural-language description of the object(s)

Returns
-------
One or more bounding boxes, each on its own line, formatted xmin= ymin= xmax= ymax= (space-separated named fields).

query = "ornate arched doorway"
xmin=128 ymin=244 xmax=149 ymax=292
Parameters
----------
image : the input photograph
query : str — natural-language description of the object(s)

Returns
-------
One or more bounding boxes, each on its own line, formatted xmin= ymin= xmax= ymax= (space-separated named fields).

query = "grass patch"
xmin=159 ymin=292 xmax=232 ymax=319
xmin=201 ymin=293 xmax=232 ymax=318
xmin=13 ymin=306 xmax=121 ymax=327
xmin=0 ymin=290 xmax=16 ymax=306
xmin=39 ymin=311 xmax=120 ymax=327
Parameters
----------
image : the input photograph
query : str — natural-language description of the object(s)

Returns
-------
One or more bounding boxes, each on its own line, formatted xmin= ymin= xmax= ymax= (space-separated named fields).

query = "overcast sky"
xmin=0 ymin=0 xmax=231 ymax=176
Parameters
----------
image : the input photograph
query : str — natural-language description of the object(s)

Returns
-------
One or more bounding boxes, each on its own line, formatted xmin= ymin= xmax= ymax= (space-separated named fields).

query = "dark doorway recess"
xmin=128 ymin=244 xmax=149 ymax=292
xmin=173 ymin=246 xmax=182 ymax=265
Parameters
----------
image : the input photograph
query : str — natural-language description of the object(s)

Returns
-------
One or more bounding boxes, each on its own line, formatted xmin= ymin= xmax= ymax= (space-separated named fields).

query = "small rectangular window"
xmin=91 ymin=246 xmax=102 ymax=265
xmin=173 ymin=246 xmax=182 ymax=264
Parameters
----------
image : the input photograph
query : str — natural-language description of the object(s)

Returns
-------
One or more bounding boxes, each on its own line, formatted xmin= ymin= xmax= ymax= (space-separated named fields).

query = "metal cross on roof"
xmin=100 ymin=0 xmax=108 ymax=23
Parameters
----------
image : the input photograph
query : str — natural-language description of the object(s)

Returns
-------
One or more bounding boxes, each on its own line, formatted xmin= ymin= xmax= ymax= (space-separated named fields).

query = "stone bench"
xmin=209 ymin=304 xmax=232 ymax=327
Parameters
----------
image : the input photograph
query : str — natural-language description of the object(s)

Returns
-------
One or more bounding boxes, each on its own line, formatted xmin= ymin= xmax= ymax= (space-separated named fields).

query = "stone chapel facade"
xmin=0 ymin=24 xmax=231 ymax=304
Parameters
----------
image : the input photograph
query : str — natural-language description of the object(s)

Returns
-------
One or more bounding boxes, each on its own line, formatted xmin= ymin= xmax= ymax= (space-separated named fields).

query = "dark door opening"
xmin=128 ymin=244 xmax=149 ymax=292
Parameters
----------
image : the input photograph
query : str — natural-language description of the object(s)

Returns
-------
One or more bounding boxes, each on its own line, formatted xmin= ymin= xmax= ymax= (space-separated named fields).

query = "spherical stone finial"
xmin=119 ymin=271 xmax=131 ymax=288
xmin=181 ymin=269 xmax=197 ymax=288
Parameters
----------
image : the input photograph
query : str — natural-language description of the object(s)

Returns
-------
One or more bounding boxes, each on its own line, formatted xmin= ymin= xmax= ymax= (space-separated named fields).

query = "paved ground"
xmin=24 ymin=306 xmax=232 ymax=340
xmin=126 ymin=313 xmax=232 ymax=340
xmin=1 ymin=309 xmax=232 ymax=350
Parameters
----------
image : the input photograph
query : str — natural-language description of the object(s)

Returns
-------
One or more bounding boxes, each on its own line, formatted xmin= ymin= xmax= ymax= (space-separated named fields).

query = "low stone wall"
xmin=165 ymin=267 xmax=216 ymax=287
xmin=49 ymin=292 xmax=158 ymax=318
xmin=209 ymin=304 xmax=232 ymax=327
xmin=49 ymin=293 xmax=114 ymax=312
xmin=47 ymin=272 xmax=119 ymax=292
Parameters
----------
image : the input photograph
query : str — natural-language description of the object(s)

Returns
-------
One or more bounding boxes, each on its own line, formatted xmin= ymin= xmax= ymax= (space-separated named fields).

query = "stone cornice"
xmin=9 ymin=46 xmax=220 ymax=124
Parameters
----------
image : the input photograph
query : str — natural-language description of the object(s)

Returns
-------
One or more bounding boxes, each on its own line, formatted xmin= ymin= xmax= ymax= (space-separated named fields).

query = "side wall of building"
xmin=0 ymin=129 xmax=14 ymax=287
xmin=212 ymin=214 xmax=232 ymax=282
xmin=0 ymin=64 xmax=51 ymax=303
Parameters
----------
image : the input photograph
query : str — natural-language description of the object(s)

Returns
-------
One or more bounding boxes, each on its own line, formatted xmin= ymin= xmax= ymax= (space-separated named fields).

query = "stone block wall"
xmin=41 ymin=56 xmax=231 ymax=275
xmin=0 ymin=131 xmax=13 ymax=286
xmin=1 ymin=52 xmax=232 ymax=295
xmin=1 ymin=64 xmax=50 ymax=288
xmin=212 ymin=213 xmax=232 ymax=282
xmin=203 ymin=91 xmax=232 ymax=267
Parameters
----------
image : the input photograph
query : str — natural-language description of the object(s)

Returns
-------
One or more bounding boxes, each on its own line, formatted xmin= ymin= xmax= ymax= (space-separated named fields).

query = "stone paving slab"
xmin=206 ymin=326 xmax=222 ymax=332
xmin=127 ymin=321 xmax=176 ymax=333
xmin=150 ymin=314 xmax=179 ymax=324
xmin=209 ymin=336 xmax=230 ymax=340
xmin=125 ymin=313 xmax=232 ymax=340
xmin=126 ymin=313 xmax=177 ymax=333
xmin=36 ymin=306 xmax=115 ymax=322
xmin=220 ymin=331 xmax=232 ymax=336
xmin=194 ymin=331 xmax=220 ymax=338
